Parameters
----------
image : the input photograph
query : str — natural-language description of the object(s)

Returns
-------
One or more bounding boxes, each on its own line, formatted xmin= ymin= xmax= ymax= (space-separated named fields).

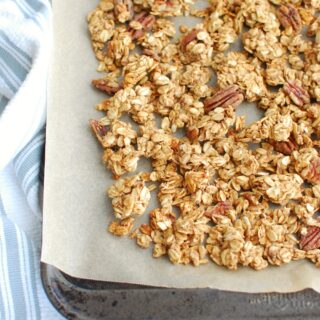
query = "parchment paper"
xmin=42 ymin=0 xmax=320 ymax=292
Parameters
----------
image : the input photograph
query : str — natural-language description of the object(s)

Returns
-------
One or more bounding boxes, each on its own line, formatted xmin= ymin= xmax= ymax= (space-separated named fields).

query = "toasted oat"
xmin=90 ymin=118 xmax=137 ymax=148
xmin=212 ymin=52 xmax=267 ymax=102
xmin=108 ymin=174 xmax=151 ymax=219
xmin=108 ymin=217 xmax=135 ymax=236
xmin=243 ymin=28 xmax=284 ymax=62
xmin=251 ymin=174 xmax=303 ymax=204
xmin=88 ymin=0 xmax=320 ymax=270
xmin=102 ymin=145 xmax=140 ymax=177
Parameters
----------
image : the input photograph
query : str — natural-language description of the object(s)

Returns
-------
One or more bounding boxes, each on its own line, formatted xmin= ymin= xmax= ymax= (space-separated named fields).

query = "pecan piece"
xmin=128 ymin=12 xmax=156 ymax=40
xmin=142 ymin=48 xmax=160 ymax=61
xmin=114 ymin=0 xmax=134 ymax=23
xmin=269 ymin=135 xmax=298 ymax=155
xmin=283 ymin=81 xmax=310 ymax=107
xmin=242 ymin=193 xmax=260 ymax=206
xmin=300 ymin=226 xmax=320 ymax=251
xmin=92 ymin=79 xmax=123 ymax=95
xmin=278 ymin=4 xmax=302 ymax=33
xmin=307 ymin=16 xmax=320 ymax=37
xmin=204 ymin=201 xmax=232 ymax=219
xmin=186 ymin=127 xmax=199 ymax=143
xmin=204 ymin=85 xmax=244 ymax=114
xmin=90 ymin=119 xmax=108 ymax=145
xmin=305 ymin=157 xmax=320 ymax=184
xmin=180 ymin=29 xmax=199 ymax=51
xmin=171 ymin=139 xmax=180 ymax=152
xmin=139 ymin=224 xmax=152 ymax=236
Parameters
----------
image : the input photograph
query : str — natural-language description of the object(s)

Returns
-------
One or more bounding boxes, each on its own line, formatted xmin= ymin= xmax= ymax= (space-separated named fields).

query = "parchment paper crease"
xmin=42 ymin=0 xmax=320 ymax=292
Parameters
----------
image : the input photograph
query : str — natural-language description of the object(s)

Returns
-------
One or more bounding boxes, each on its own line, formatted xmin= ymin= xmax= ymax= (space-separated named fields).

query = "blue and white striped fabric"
xmin=0 ymin=1 xmax=63 ymax=319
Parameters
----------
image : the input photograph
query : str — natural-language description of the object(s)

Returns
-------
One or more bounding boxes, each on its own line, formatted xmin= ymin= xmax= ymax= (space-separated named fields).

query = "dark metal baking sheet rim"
xmin=41 ymin=262 xmax=320 ymax=320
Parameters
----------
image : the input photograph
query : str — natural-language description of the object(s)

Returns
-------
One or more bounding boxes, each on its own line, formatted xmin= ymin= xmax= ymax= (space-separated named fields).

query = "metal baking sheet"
xmin=43 ymin=0 xmax=320 ymax=293
xmin=41 ymin=263 xmax=320 ymax=320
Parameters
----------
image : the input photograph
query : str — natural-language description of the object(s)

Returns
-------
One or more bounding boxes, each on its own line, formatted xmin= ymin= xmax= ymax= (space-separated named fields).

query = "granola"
xmin=108 ymin=174 xmax=151 ymax=219
xmin=88 ymin=0 xmax=320 ymax=271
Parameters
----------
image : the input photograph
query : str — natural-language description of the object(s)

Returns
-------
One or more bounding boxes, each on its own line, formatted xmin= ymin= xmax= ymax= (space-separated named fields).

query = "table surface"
xmin=41 ymin=263 xmax=320 ymax=320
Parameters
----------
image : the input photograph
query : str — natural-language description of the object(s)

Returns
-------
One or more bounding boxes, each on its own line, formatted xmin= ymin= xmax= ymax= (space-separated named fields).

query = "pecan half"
xmin=128 ymin=12 xmax=156 ymax=40
xmin=305 ymin=157 xmax=320 ymax=184
xmin=204 ymin=85 xmax=244 ymax=114
xmin=180 ymin=29 xmax=199 ymax=51
xmin=300 ymin=226 xmax=320 ymax=251
xmin=283 ymin=81 xmax=310 ymax=107
xmin=90 ymin=119 xmax=108 ymax=145
xmin=92 ymin=79 xmax=123 ymax=95
xmin=114 ymin=0 xmax=134 ymax=22
xmin=269 ymin=135 xmax=298 ymax=155
xmin=278 ymin=4 xmax=302 ymax=33
xmin=204 ymin=201 xmax=232 ymax=219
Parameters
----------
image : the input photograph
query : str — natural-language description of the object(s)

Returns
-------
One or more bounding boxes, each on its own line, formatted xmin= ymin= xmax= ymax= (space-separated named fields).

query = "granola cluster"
xmin=88 ymin=0 xmax=320 ymax=270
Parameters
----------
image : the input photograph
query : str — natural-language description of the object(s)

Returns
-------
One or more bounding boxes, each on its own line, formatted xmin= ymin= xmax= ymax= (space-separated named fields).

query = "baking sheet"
xmin=42 ymin=0 xmax=320 ymax=292
xmin=42 ymin=264 xmax=320 ymax=320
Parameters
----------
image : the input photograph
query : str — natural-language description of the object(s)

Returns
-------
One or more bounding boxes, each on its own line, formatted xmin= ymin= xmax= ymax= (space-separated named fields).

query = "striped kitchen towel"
xmin=0 ymin=0 xmax=63 ymax=319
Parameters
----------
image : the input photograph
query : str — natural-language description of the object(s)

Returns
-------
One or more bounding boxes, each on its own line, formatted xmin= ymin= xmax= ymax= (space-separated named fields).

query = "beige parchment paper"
xmin=42 ymin=0 xmax=320 ymax=292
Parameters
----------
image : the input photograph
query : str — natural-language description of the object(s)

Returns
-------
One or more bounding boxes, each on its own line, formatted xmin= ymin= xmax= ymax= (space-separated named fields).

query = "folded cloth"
xmin=0 ymin=1 xmax=63 ymax=319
